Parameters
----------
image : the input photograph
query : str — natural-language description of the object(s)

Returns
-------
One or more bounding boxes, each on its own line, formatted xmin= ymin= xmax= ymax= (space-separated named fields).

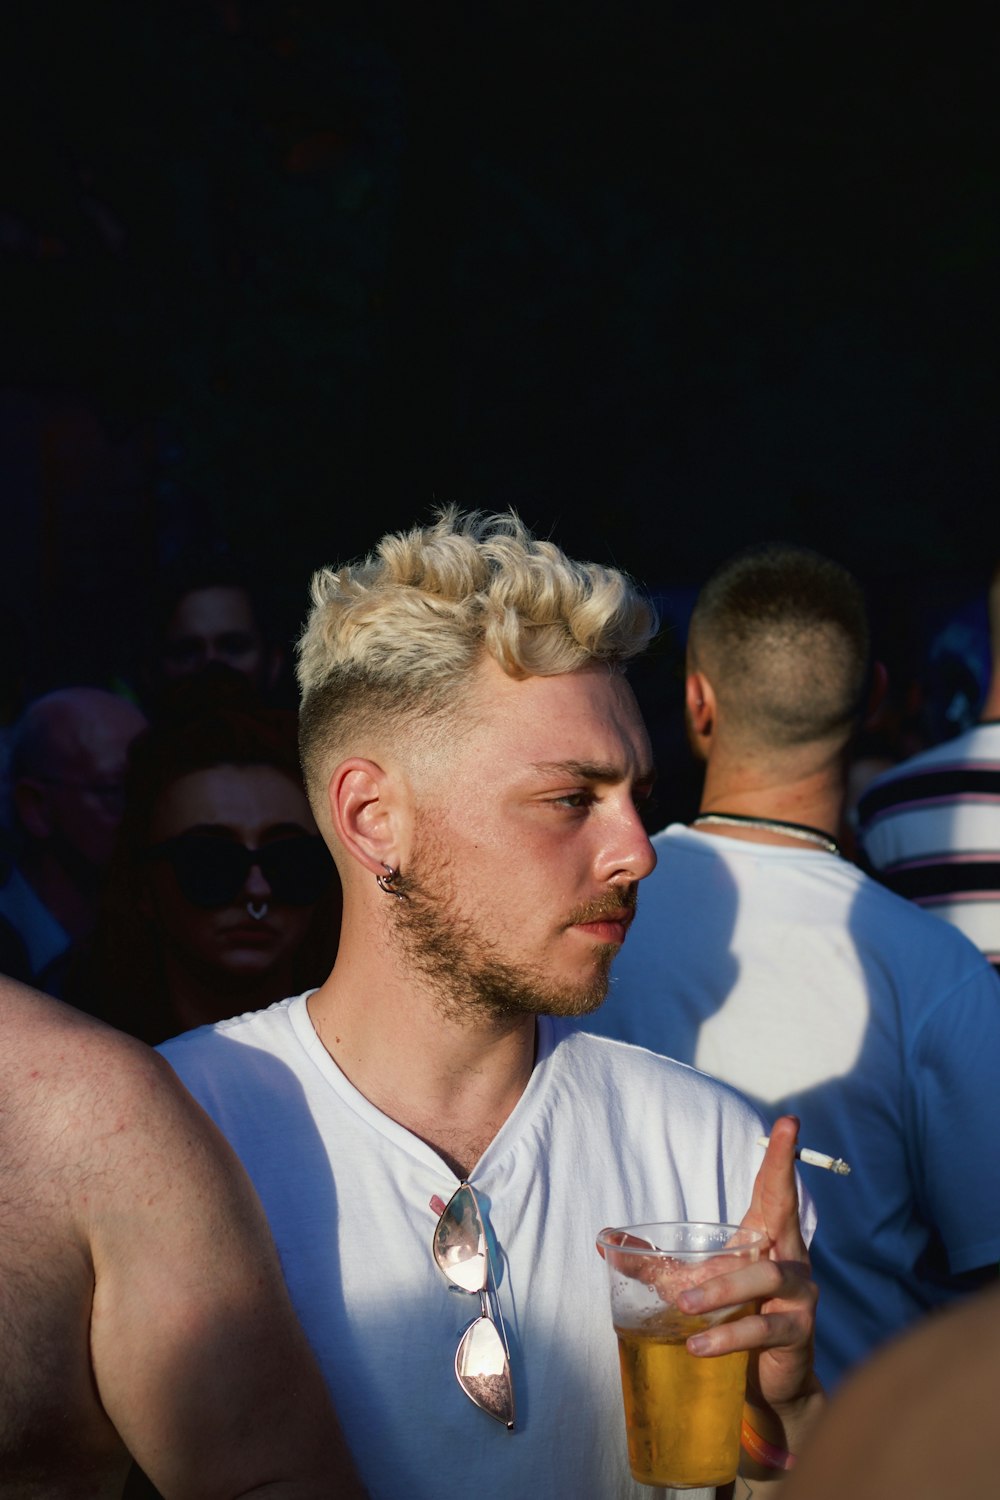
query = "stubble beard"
xmin=389 ymin=836 xmax=630 ymax=1025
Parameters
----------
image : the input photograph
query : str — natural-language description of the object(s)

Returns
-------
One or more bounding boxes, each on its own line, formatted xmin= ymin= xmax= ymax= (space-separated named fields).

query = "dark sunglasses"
xmin=432 ymin=1181 xmax=515 ymax=1430
xmin=143 ymin=833 xmax=333 ymax=908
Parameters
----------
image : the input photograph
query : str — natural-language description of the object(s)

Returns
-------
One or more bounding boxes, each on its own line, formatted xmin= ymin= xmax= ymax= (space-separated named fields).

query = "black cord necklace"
xmin=690 ymin=811 xmax=842 ymax=856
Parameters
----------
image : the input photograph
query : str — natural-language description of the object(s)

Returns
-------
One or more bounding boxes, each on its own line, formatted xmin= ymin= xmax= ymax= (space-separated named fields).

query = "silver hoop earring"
xmin=376 ymin=863 xmax=406 ymax=899
xmin=247 ymin=901 xmax=269 ymax=921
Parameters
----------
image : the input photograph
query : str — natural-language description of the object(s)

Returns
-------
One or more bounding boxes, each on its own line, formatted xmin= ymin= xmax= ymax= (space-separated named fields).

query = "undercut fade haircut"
xmin=688 ymin=544 xmax=870 ymax=750
xmin=296 ymin=508 xmax=657 ymax=802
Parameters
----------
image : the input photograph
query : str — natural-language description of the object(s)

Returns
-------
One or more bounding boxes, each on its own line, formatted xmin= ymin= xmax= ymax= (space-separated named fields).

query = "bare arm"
xmin=83 ymin=1041 xmax=365 ymax=1499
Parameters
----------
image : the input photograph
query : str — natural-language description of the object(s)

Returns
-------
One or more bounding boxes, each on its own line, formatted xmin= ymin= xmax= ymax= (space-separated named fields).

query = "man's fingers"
xmin=745 ymin=1115 xmax=808 ymax=1262
xmin=686 ymin=1303 xmax=815 ymax=1358
xmin=682 ymin=1259 xmax=818 ymax=1358
xmin=677 ymin=1258 xmax=784 ymax=1316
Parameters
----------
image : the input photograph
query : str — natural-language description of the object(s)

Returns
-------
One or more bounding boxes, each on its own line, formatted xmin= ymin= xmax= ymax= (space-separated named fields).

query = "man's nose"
xmin=602 ymin=800 xmax=657 ymax=885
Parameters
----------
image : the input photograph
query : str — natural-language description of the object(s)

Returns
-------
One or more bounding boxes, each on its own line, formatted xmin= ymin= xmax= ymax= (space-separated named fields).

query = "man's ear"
xmin=327 ymin=758 xmax=404 ymax=879
xmin=13 ymin=779 xmax=53 ymax=841
xmin=862 ymin=660 xmax=889 ymax=729
xmin=684 ymin=671 xmax=715 ymax=745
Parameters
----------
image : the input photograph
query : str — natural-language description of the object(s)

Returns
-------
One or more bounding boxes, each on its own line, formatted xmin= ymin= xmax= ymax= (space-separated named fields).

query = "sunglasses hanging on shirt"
xmin=143 ymin=832 xmax=334 ymax=908
xmin=432 ymin=1181 xmax=516 ymax=1431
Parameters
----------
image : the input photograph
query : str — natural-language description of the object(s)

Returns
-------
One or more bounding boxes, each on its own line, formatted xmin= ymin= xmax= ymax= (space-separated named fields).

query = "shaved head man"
xmin=582 ymin=542 xmax=1000 ymax=1389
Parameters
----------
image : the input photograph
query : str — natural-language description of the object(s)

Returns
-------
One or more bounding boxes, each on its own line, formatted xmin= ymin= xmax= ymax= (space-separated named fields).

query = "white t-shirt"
xmin=161 ymin=998 xmax=808 ymax=1500
xmin=580 ymin=823 xmax=1000 ymax=1388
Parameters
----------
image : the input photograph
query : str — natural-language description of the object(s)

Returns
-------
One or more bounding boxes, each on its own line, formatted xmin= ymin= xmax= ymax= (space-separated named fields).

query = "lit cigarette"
xmin=756 ymin=1135 xmax=851 ymax=1176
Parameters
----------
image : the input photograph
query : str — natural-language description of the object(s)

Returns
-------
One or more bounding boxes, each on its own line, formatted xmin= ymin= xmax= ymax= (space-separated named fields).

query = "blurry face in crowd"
xmin=160 ymin=586 xmax=275 ymax=689
xmin=143 ymin=763 xmax=327 ymax=986
xmin=22 ymin=694 xmax=148 ymax=878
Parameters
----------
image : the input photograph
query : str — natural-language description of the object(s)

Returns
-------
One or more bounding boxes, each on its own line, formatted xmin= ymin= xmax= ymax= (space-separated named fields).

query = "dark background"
xmin=1 ymin=0 xmax=997 ymax=710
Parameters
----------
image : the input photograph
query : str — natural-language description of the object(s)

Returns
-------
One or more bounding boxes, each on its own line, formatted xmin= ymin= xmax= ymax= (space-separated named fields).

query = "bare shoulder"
xmin=3 ymin=980 xmax=227 ymax=1214
xmin=1 ymin=979 xmax=365 ymax=1495
xmin=0 ymin=979 xmax=185 ymax=1493
xmin=0 ymin=975 xmax=241 ymax=1393
xmin=4 ymin=973 xmax=168 ymax=1096
xmin=4 ymin=977 xmax=157 ymax=1168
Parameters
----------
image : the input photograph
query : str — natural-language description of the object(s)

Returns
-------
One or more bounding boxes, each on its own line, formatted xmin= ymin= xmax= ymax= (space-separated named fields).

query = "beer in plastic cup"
xmin=596 ymin=1221 xmax=765 ymax=1489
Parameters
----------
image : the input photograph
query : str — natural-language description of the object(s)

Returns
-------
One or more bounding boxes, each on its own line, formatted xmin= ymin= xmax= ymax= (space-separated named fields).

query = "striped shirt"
xmin=857 ymin=721 xmax=1000 ymax=967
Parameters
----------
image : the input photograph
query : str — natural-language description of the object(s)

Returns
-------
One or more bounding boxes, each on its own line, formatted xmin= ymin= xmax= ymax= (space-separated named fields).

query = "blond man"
xmin=161 ymin=510 xmax=822 ymax=1499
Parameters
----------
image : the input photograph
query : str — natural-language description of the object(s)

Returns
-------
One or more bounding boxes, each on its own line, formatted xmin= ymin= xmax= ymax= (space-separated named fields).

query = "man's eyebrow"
xmin=530 ymin=759 xmax=657 ymax=785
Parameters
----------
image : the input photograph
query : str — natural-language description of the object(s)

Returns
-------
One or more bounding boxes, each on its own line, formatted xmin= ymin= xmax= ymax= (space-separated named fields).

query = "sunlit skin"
xmin=379 ymin=659 xmax=656 ymax=1007
xmin=390 ymin=665 xmax=659 ymax=1021
xmin=307 ymin=659 xmax=657 ymax=1172
xmin=144 ymin=764 xmax=321 ymax=1026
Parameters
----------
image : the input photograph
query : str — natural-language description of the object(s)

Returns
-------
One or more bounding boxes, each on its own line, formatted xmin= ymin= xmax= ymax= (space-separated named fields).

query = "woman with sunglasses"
xmin=69 ymin=672 xmax=341 ymax=1045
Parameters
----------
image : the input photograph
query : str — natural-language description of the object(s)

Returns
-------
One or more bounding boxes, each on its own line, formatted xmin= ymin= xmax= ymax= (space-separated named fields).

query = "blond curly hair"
xmin=296 ymin=508 xmax=656 ymax=801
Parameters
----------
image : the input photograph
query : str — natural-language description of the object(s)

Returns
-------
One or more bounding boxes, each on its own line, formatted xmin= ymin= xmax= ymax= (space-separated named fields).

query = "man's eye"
xmin=554 ymin=792 xmax=593 ymax=809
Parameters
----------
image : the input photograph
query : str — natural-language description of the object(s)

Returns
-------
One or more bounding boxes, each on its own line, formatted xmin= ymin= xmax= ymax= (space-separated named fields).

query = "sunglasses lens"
xmin=434 ymin=1183 xmax=516 ymax=1429
xmin=148 ymin=835 xmax=333 ymax=908
xmin=257 ymin=836 xmax=333 ymax=904
xmin=433 ymin=1183 xmax=487 ymax=1292
xmin=170 ymin=839 xmax=248 ymax=906
xmin=455 ymin=1314 xmax=515 ymax=1429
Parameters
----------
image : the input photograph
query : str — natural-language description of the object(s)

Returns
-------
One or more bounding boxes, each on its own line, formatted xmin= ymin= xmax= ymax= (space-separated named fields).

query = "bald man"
xmin=0 ymin=687 xmax=146 ymax=991
xmin=580 ymin=543 xmax=1000 ymax=1389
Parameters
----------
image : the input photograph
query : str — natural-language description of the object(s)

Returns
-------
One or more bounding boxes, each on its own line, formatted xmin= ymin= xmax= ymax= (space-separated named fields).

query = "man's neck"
xmin=696 ymin=761 xmax=844 ymax=850
xmin=306 ymin=935 xmax=537 ymax=1179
